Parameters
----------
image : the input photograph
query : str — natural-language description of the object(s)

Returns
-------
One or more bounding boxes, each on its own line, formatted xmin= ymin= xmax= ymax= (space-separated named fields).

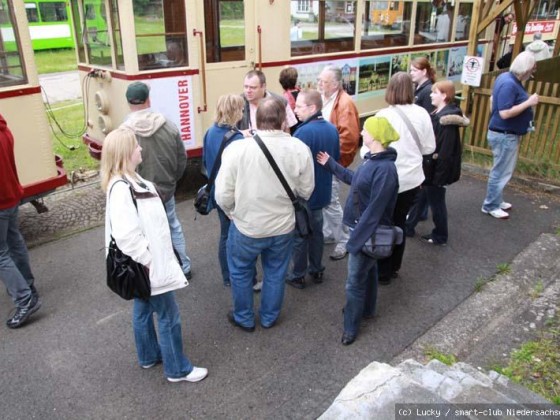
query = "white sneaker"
xmin=481 ymin=207 xmax=509 ymax=219
xmin=167 ymin=366 xmax=208 ymax=383
xmin=500 ymin=202 xmax=512 ymax=211
xmin=253 ymin=280 xmax=263 ymax=292
xmin=330 ymin=244 xmax=348 ymax=260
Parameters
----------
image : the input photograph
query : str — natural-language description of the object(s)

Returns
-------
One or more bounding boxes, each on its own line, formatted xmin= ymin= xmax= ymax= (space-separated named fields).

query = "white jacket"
xmin=363 ymin=105 xmax=436 ymax=193
xmin=105 ymin=175 xmax=187 ymax=296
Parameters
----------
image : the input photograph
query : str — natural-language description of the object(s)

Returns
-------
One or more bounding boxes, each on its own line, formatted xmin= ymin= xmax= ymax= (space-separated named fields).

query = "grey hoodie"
xmin=123 ymin=109 xmax=187 ymax=202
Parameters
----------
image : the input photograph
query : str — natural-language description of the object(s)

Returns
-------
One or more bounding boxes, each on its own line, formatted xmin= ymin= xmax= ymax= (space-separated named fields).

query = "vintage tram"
xmin=0 ymin=0 xmax=66 ymax=206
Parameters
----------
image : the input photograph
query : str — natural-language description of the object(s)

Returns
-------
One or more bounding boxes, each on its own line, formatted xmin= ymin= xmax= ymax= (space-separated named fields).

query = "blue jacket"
xmin=293 ymin=112 xmax=340 ymax=210
xmin=202 ymin=123 xmax=243 ymax=208
xmin=326 ymin=148 xmax=399 ymax=254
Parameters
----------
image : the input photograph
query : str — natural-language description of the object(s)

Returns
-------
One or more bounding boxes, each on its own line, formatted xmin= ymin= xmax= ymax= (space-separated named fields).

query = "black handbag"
xmin=253 ymin=134 xmax=312 ymax=238
xmin=106 ymin=180 xmax=151 ymax=300
xmin=352 ymin=190 xmax=403 ymax=259
xmin=392 ymin=106 xmax=437 ymax=185
xmin=194 ymin=128 xmax=238 ymax=215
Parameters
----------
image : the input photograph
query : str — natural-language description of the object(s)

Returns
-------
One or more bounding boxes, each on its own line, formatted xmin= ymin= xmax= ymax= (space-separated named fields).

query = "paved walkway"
xmin=6 ymin=169 xmax=560 ymax=419
xmin=39 ymin=70 xmax=81 ymax=104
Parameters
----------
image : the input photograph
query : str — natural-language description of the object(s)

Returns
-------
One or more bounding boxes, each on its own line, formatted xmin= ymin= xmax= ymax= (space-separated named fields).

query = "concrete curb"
xmin=391 ymin=233 xmax=560 ymax=364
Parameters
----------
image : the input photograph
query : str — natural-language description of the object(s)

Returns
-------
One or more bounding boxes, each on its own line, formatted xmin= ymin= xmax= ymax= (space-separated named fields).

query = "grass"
xmin=496 ymin=263 xmax=511 ymax=275
xmin=492 ymin=314 xmax=560 ymax=404
xmin=46 ymin=100 xmax=99 ymax=173
xmin=474 ymin=276 xmax=487 ymax=292
xmin=424 ymin=346 xmax=457 ymax=366
xmin=530 ymin=280 xmax=544 ymax=299
xmin=34 ymin=49 xmax=78 ymax=74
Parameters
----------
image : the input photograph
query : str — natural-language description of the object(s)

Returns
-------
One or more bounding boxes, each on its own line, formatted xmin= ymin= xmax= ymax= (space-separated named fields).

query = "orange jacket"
xmin=330 ymin=90 xmax=360 ymax=168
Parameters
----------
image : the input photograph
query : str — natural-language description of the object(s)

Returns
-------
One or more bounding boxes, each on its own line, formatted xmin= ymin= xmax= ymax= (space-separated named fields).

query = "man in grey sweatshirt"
xmin=122 ymin=82 xmax=192 ymax=279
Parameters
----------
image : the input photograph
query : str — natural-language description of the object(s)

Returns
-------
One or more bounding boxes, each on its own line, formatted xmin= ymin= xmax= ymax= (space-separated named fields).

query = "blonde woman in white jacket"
xmin=101 ymin=127 xmax=207 ymax=383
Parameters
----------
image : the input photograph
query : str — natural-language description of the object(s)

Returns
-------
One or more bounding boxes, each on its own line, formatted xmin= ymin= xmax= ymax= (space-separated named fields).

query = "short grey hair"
xmin=533 ymin=31 xmax=542 ymax=40
xmin=509 ymin=51 xmax=536 ymax=77
xmin=322 ymin=65 xmax=342 ymax=84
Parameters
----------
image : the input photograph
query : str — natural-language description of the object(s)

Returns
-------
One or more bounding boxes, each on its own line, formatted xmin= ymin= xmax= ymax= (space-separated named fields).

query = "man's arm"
xmin=214 ymin=147 xmax=237 ymax=216
xmin=498 ymin=93 xmax=539 ymax=120
xmin=336 ymin=95 xmax=360 ymax=167
xmin=175 ymin=133 xmax=187 ymax=181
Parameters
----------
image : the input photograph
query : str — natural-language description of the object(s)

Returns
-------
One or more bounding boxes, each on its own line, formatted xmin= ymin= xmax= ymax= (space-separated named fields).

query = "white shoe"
xmin=330 ymin=244 xmax=348 ymax=260
xmin=481 ymin=207 xmax=509 ymax=219
xmin=253 ymin=280 xmax=263 ymax=292
xmin=141 ymin=363 xmax=156 ymax=369
xmin=500 ymin=202 xmax=512 ymax=211
xmin=167 ymin=366 xmax=208 ymax=383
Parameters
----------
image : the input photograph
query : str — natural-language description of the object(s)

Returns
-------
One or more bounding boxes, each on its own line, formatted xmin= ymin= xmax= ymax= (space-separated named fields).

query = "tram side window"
xmin=414 ymin=0 xmax=454 ymax=45
xmin=291 ymin=0 xmax=356 ymax=57
xmin=532 ymin=0 xmax=559 ymax=19
xmin=39 ymin=2 xmax=67 ymax=22
xmin=361 ymin=1 xmax=412 ymax=49
xmin=25 ymin=3 xmax=39 ymax=23
xmin=204 ymin=0 xmax=245 ymax=63
xmin=78 ymin=0 xmax=113 ymax=67
xmin=455 ymin=2 xmax=472 ymax=41
xmin=133 ymin=0 xmax=188 ymax=70
xmin=0 ymin=0 xmax=27 ymax=87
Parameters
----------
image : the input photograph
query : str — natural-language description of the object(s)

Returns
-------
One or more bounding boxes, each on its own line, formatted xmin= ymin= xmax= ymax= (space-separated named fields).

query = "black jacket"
xmin=429 ymin=104 xmax=468 ymax=186
xmin=415 ymin=80 xmax=435 ymax=114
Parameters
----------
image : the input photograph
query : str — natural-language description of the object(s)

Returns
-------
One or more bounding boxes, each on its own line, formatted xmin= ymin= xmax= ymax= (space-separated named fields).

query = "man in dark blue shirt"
xmin=482 ymin=51 xmax=539 ymax=219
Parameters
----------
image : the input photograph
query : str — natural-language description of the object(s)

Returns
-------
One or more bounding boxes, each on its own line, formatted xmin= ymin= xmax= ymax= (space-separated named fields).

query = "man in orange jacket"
xmin=316 ymin=65 xmax=360 ymax=260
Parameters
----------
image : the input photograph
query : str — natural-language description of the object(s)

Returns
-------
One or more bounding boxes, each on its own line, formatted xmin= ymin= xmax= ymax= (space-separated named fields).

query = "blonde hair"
xmin=214 ymin=94 xmax=244 ymax=126
xmin=100 ymin=127 xmax=138 ymax=192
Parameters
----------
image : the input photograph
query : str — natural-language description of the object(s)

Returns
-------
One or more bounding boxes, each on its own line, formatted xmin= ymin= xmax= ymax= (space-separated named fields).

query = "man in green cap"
xmin=122 ymin=81 xmax=192 ymax=279
xmin=317 ymin=116 xmax=399 ymax=345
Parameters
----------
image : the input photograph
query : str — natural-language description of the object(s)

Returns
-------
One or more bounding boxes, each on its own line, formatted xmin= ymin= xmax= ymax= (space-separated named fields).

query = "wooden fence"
xmin=466 ymin=56 xmax=560 ymax=171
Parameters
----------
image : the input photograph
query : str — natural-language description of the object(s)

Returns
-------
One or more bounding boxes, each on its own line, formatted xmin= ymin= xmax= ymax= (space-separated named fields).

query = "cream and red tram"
xmin=72 ymin=0 xmax=558 ymax=160
xmin=0 ymin=0 xmax=66 ymax=206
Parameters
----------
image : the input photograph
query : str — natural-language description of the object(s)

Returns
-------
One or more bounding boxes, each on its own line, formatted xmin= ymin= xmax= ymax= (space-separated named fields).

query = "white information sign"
xmin=461 ymin=56 xmax=484 ymax=87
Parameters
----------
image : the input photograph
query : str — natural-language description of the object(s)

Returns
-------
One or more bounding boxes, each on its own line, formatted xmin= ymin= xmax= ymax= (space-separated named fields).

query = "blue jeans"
xmin=227 ymin=223 xmax=294 ymax=328
xmin=164 ymin=197 xmax=191 ymax=274
xmin=0 ymin=205 xmax=34 ymax=307
xmin=132 ymin=291 xmax=194 ymax=379
xmin=217 ymin=207 xmax=231 ymax=285
xmin=288 ymin=208 xmax=325 ymax=279
xmin=482 ymin=131 xmax=520 ymax=212
xmin=425 ymin=185 xmax=448 ymax=243
xmin=343 ymin=252 xmax=378 ymax=337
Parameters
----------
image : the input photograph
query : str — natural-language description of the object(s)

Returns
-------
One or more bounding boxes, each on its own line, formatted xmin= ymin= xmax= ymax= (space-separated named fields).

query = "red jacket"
xmin=0 ymin=114 xmax=24 ymax=210
xmin=330 ymin=90 xmax=360 ymax=168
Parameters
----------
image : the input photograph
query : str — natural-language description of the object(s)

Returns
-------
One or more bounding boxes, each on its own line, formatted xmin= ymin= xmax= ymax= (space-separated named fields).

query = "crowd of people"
xmin=0 ymin=52 xmax=540 ymax=383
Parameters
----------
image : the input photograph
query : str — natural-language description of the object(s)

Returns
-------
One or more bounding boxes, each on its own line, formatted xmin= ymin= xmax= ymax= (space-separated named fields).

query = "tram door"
xmin=199 ymin=0 xmax=253 ymax=130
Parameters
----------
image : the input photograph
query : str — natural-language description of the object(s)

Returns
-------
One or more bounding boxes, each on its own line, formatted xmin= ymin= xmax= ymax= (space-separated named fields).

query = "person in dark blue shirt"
xmin=285 ymin=89 xmax=340 ymax=290
xmin=202 ymin=94 xmax=244 ymax=286
xmin=317 ymin=116 xmax=400 ymax=345
xmin=482 ymin=51 xmax=539 ymax=219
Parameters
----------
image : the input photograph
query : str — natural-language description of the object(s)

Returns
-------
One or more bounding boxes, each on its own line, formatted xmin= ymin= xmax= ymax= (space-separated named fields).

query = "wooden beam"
xmin=477 ymin=0 xmax=514 ymax=34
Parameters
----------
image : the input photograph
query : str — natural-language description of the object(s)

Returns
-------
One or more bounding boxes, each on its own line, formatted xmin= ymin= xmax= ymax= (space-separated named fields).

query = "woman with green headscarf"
xmin=317 ymin=116 xmax=400 ymax=345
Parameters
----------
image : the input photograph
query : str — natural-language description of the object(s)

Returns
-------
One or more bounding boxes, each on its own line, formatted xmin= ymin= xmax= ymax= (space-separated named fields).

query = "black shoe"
xmin=420 ymin=235 xmax=446 ymax=246
xmin=286 ymin=277 xmax=305 ymax=289
xmin=29 ymin=284 xmax=39 ymax=299
xmin=7 ymin=294 xmax=41 ymax=329
xmin=341 ymin=333 xmax=356 ymax=346
xmin=227 ymin=311 xmax=255 ymax=332
xmin=405 ymin=228 xmax=415 ymax=238
xmin=378 ymin=277 xmax=391 ymax=286
xmin=310 ymin=272 xmax=324 ymax=284
xmin=185 ymin=271 xmax=192 ymax=280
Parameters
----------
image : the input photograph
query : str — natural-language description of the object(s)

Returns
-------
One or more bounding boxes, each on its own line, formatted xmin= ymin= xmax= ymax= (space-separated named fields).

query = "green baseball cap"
xmin=126 ymin=82 xmax=150 ymax=104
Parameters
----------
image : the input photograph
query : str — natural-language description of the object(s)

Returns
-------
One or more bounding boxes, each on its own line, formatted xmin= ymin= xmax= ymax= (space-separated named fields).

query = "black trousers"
xmin=377 ymin=186 xmax=419 ymax=281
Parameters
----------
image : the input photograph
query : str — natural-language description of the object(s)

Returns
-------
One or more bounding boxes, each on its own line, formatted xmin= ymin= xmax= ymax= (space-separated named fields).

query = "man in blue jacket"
xmin=285 ymin=89 xmax=340 ymax=289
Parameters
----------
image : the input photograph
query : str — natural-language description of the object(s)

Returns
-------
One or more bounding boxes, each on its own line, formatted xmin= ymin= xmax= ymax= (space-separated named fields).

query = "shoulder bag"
xmin=353 ymin=189 xmax=403 ymax=259
xmin=194 ymin=128 xmax=238 ymax=215
xmin=392 ymin=106 xmax=437 ymax=185
xmin=253 ymin=134 xmax=312 ymax=238
xmin=106 ymin=179 xmax=151 ymax=300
